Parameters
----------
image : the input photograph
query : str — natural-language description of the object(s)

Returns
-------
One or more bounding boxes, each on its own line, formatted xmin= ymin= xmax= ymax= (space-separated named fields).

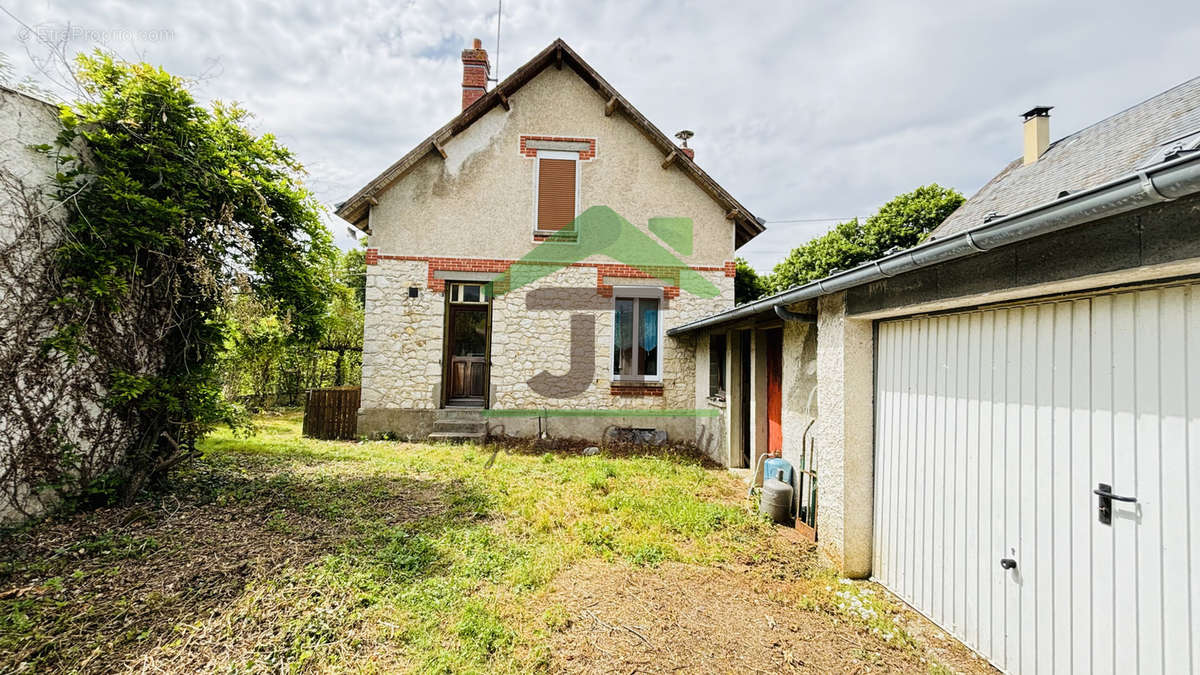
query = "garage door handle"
xmin=1093 ymin=487 xmax=1137 ymax=503
xmin=1095 ymin=483 xmax=1136 ymax=525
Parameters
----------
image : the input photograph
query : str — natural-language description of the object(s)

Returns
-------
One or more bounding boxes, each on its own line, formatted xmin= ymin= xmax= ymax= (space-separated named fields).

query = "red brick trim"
xmin=610 ymin=382 xmax=664 ymax=397
xmin=372 ymin=254 xmax=731 ymax=294
xmin=519 ymin=135 xmax=597 ymax=160
xmin=724 ymin=261 xmax=737 ymax=277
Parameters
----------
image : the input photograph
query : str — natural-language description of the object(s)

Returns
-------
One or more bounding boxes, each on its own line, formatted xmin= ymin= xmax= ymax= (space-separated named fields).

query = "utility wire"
xmin=764 ymin=216 xmax=866 ymax=224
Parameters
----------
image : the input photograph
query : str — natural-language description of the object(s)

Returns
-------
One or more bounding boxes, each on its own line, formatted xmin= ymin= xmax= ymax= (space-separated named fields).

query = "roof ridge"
xmin=1047 ymin=74 xmax=1200 ymax=151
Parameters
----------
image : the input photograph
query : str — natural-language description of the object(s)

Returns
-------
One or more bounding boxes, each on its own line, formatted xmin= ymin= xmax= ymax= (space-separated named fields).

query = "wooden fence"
xmin=302 ymin=387 xmax=361 ymax=440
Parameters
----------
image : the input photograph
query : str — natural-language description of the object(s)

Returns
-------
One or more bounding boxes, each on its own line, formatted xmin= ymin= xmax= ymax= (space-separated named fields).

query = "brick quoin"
xmin=609 ymin=384 xmax=665 ymax=397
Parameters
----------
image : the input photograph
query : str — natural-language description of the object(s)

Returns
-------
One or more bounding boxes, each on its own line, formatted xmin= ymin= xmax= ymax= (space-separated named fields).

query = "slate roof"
xmin=934 ymin=76 xmax=1200 ymax=237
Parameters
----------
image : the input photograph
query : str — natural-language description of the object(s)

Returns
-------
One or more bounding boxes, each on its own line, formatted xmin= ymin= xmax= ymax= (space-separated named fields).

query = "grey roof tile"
xmin=934 ymin=76 xmax=1200 ymax=237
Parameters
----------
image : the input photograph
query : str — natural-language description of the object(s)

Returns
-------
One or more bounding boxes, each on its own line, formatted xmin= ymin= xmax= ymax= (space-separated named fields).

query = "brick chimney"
xmin=461 ymin=38 xmax=490 ymax=110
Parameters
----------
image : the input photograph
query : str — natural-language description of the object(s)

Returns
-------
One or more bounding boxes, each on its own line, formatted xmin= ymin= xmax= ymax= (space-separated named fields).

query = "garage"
xmin=872 ymin=281 xmax=1200 ymax=673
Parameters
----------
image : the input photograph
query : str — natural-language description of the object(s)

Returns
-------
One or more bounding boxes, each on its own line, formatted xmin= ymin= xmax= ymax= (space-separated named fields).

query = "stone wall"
xmin=358 ymin=257 xmax=733 ymax=444
xmin=0 ymin=87 xmax=151 ymax=523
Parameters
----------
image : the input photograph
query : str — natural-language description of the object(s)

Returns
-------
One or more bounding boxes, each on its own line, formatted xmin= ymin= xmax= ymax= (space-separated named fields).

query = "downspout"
xmin=668 ymin=152 xmax=1200 ymax=336
xmin=774 ymin=305 xmax=816 ymax=323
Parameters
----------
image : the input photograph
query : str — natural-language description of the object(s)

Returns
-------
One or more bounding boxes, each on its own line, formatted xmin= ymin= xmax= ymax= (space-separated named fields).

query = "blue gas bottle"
xmin=763 ymin=457 xmax=793 ymax=487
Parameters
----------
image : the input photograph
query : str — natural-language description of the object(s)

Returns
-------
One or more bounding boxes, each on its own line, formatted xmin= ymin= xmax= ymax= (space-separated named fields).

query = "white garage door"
xmin=873 ymin=281 xmax=1200 ymax=674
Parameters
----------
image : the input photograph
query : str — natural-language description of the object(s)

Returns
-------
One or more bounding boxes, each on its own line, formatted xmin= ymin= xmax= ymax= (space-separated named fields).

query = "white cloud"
xmin=1 ymin=0 xmax=1198 ymax=267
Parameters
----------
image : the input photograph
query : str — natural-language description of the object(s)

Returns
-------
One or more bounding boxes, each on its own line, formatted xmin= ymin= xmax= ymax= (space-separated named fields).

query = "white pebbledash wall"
xmin=358 ymin=66 xmax=738 ymax=443
xmin=815 ymin=292 xmax=875 ymax=577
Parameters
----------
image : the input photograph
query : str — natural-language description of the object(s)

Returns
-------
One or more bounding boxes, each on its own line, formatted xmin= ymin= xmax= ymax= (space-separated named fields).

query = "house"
xmin=335 ymin=39 xmax=763 ymax=448
xmin=672 ymin=77 xmax=1200 ymax=672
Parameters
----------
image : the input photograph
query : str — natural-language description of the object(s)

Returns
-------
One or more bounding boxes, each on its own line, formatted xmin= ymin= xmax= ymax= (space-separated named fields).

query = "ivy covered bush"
xmin=0 ymin=52 xmax=334 ymax=515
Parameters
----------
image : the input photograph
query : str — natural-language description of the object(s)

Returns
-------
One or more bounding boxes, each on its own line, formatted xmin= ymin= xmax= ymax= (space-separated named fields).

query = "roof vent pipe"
xmin=1022 ymin=106 xmax=1052 ymax=165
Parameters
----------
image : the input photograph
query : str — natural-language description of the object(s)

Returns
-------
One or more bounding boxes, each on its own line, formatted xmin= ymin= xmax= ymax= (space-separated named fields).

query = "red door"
xmin=765 ymin=328 xmax=782 ymax=456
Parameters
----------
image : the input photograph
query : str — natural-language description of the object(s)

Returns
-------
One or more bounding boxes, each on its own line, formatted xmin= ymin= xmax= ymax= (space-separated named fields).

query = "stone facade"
xmin=355 ymin=64 xmax=744 ymax=444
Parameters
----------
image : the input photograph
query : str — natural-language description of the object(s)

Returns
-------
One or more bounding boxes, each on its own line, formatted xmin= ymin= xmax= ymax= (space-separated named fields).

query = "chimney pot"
xmin=461 ymin=38 xmax=491 ymax=110
xmin=1021 ymin=106 xmax=1052 ymax=165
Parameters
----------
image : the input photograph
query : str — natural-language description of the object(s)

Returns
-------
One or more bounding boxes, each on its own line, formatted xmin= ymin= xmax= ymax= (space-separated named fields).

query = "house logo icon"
xmin=486 ymin=205 xmax=720 ymax=299
xmin=483 ymin=205 xmax=718 ymax=399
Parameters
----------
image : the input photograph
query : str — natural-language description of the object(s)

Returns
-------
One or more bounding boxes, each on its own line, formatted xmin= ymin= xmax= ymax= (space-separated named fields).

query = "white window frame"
xmin=610 ymin=286 xmax=663 ymax=382
xmin=447 ymin=281 xmax=489 ymax=304
xmin=531 ymin=149 xmax=581 ymax=236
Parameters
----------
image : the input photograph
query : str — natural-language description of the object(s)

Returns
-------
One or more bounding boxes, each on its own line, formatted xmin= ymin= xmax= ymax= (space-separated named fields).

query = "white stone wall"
xmin=0 ymin=87 xmax=153 ymax=522
xmin=361 ymin=259 xmax=445 ymax=410
xmin=360 ymin=256 xmax=732 ymax=442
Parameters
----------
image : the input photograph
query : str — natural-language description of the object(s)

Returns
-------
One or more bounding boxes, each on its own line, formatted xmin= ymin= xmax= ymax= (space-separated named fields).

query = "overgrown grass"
xmin=0 ymin=412 xmax=953 ymax=673
xmin=0 ymin=413 xmax=770 ymax=672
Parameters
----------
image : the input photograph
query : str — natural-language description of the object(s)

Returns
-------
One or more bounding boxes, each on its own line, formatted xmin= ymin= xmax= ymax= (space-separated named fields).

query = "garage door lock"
xmin=1094 ymin=483 xmax=1137 ymax=525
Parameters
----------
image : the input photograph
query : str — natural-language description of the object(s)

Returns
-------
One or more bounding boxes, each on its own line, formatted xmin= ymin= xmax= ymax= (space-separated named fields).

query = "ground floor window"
xmin=613 ymin=295 xmax=660 ymax=380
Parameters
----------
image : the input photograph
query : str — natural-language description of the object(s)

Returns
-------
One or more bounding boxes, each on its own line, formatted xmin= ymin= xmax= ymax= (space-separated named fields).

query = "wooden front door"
xmin=447 ymin=305 xmax=488 ymax=403
xmin=765 ymin=328 xmax=783 ymax=456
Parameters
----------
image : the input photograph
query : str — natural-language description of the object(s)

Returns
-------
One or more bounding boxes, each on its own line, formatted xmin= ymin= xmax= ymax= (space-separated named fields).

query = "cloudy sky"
xmin=1 ymin=0 xmax=1198 ymax=271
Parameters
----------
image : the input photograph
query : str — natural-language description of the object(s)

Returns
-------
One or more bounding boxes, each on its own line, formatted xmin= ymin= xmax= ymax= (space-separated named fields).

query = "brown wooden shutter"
xmin=537 ymin=158 xmax=576 ymax=231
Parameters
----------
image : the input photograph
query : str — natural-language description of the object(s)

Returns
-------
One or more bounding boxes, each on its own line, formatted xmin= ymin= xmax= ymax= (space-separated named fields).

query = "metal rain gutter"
xmin=667 ymin=152 xmax=1200 ymax=336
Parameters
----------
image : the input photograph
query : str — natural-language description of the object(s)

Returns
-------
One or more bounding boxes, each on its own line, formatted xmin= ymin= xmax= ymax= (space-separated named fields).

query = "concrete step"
xmin=426 ymin=431 xmax=487 ymax=443
xmin=432 ymin=420 xmax=486 ymax=434
xmin=437 ymin=408 xmax=486 ymax=421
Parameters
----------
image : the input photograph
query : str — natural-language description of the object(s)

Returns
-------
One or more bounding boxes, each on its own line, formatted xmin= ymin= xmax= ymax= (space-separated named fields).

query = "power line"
xmin=764 ymin=216 xmax=865 ymax=224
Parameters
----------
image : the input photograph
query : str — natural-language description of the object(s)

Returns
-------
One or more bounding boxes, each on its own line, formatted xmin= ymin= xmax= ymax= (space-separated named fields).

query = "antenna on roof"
xmin=488 ymin=0 xmax=503 ymax=82
xmin=674 ymin=129 xmax=694 ymax=147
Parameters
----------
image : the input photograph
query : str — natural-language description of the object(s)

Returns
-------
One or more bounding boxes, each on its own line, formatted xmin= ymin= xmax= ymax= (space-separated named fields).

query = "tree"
xmin=767 ymin=184 xmax=964 ymax=293
xmin=217 ymin=246 xmax=365 ymax=404
xmin=42 ymin=53 xmax=334 ymax=500
xmin=734 ymin=257 xmax=767 ymax=304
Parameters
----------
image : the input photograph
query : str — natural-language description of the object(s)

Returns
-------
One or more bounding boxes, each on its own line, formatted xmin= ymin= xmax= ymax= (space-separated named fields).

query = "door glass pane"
xmin=452 ymin=309 xmax=487 ymax=357
xmin=613 ymin=298 xmax=634 ymax=375
xmin=462 ymin=284 xmax=480 ymax=303
xmin=638 ymin=298 xmax=659 ymax=376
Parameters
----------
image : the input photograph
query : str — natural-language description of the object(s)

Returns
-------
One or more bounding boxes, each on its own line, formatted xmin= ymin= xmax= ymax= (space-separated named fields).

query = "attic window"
xmin=534 ymin=150 xmax=578 ymax=233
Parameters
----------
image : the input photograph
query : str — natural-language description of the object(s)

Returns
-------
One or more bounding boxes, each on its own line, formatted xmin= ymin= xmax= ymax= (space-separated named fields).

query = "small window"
xmin=709 ymin=333 xmax=726 ymax=399
xmin=448 ymin=282 xmax=487 ymax=304
xmin=613 ymin=296 xmax=660 ymax=380
xmin=535 ymin=150 xmax=577 ymax=233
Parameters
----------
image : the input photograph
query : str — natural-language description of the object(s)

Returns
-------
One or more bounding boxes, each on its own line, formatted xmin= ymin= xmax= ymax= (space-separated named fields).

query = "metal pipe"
xmin=668 ymin=152 xmax=1200 ymax=336
xmin=774 ymin=305 xmax=816 ymax=322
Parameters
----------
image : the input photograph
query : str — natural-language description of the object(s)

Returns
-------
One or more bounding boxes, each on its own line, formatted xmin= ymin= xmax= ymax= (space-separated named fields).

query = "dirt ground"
xmin=542 ymin=551 xmax=997 ymax=674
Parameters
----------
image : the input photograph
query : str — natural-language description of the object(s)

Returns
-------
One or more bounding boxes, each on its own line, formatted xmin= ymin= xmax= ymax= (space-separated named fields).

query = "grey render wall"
xmin=848 ymin=193 xmax=1200 ymax=316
